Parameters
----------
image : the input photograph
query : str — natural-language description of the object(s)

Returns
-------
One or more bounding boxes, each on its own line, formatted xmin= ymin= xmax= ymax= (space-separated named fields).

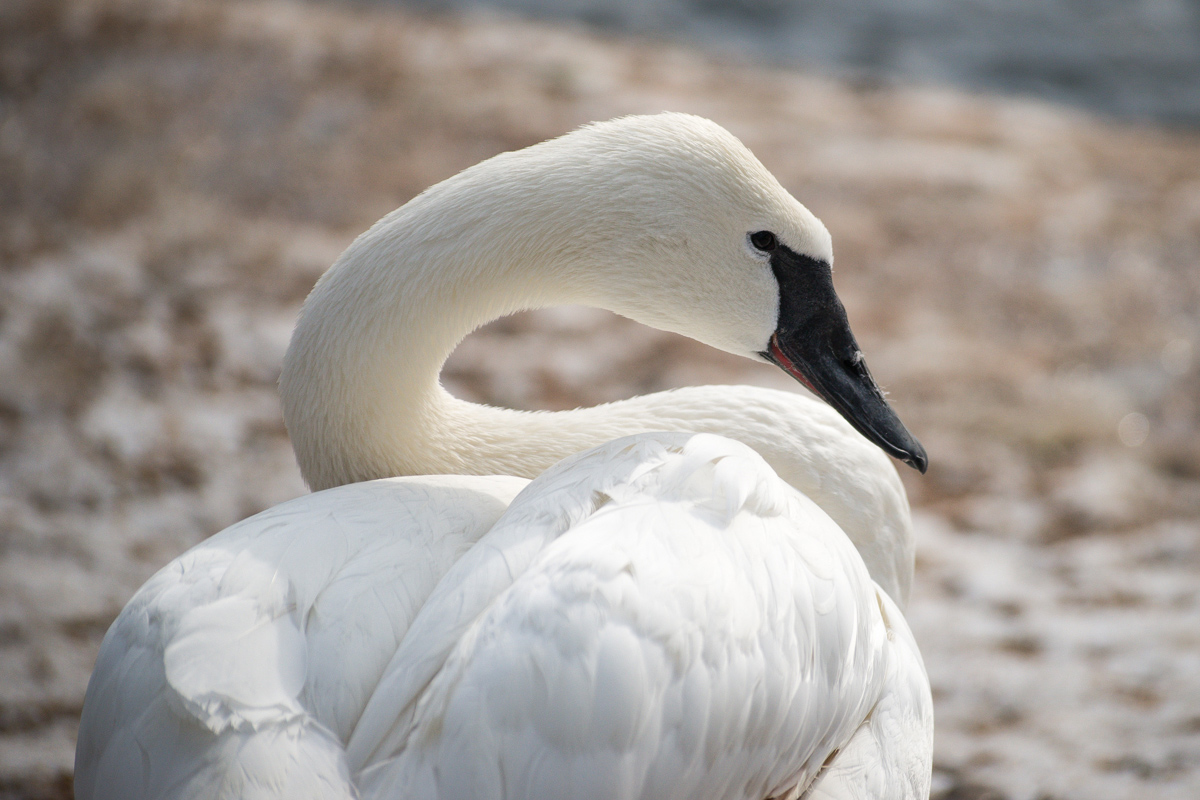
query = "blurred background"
xmin=1 ymin=0 xmax=1198 ymax=798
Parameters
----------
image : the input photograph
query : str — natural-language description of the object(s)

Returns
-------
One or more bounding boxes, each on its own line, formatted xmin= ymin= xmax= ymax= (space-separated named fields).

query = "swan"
xmin=74 ymin=113 xmax=933 ymax=800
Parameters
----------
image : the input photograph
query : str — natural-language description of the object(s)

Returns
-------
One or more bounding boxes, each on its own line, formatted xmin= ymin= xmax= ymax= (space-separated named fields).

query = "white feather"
xmin=75 ymin=114 xmax=932 ymax=800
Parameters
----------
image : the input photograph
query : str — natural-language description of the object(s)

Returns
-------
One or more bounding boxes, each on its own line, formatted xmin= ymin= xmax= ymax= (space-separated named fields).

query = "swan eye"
xmin=749 ymin=231 xmax=777 ymax=252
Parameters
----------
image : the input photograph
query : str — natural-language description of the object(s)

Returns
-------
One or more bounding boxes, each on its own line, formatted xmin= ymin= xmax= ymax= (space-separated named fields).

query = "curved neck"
xmin=280 ymin=166 xmax=586 ymax=491
xmin=280 ymin=148 xmax=915 ymax=606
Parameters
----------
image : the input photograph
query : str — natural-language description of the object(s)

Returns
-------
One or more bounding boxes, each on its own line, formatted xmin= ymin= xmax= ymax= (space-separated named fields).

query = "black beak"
xmin=759 ymin=244 xmax=927 ymax=473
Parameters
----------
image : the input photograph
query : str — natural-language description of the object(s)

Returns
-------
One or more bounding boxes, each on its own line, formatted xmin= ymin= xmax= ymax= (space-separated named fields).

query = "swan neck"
xmin=279 ymin=128 xmax=915 ymax=607
xmin=280 ymin=191 xmax=577 ymax=491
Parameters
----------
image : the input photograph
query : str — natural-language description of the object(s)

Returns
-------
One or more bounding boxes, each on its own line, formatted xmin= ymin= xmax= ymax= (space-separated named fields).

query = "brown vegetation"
xmin=1 ymin=1 xmax=1198 ymax=797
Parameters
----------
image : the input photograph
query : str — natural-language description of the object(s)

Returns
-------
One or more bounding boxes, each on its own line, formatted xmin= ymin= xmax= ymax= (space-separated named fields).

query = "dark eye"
xmin=749 ymin=231 xmax=777 ymax=252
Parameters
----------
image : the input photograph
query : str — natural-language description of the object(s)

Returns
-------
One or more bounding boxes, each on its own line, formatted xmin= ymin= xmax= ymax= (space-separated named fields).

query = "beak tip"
xmin=901 ymin=442 xmax=929 ymax=474
xmin=764 ymin=337 xmax=930 ymax=475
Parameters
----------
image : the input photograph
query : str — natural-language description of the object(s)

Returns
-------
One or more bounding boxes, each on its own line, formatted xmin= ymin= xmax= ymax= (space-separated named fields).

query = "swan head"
xmin=553 ymin=114 xmax=927 ymax=472
xmin=284 ymin=113 xmax=925 ymax=488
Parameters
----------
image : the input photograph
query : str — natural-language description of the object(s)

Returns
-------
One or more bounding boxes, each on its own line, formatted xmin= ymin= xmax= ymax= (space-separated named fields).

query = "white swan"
xmin=74 ymin=113 xmax=933 ymax=800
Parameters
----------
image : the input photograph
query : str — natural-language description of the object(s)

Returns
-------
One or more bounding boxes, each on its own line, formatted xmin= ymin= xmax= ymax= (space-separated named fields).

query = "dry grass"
xmin=1 ymin=1 xmax=1198 ymax=798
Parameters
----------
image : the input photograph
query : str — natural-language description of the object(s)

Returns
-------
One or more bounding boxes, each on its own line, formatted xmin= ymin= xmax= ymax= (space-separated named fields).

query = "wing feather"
xmin=77 ymin=433 xmax=930 ymax=800
xmin=354 ymin=434 xmax=920 ymax=800
xmin=75 ymin=475 xmax=525 ymax=800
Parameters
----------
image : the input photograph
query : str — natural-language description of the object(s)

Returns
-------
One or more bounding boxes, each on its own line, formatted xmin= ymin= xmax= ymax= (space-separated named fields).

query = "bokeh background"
xmin=2 ymin=1 xmax=1199 ymax=798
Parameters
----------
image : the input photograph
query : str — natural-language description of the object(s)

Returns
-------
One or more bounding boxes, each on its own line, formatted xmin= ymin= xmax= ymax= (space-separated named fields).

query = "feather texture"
xmin=77 ymin=437 xmax=930 ymax=800
xmin=76 ymin=113 xmax=932 ymax=800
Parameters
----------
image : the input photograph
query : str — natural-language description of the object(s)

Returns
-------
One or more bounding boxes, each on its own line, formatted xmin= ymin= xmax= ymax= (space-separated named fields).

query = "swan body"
xmin=75 ymin=114 xmax=933 ymax=799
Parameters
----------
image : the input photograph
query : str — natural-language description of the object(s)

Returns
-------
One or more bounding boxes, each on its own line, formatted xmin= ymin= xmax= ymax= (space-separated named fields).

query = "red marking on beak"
xmin=769 ymin=334 xmax=819 ymax=396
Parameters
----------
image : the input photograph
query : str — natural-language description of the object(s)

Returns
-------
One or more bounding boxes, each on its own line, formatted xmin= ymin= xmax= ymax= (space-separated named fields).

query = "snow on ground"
xmin=0 ymin=1 xmax=1198 ymax=798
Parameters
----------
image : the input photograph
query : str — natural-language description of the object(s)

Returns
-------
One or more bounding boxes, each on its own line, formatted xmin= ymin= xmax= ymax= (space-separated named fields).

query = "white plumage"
xmin=75 ymin=113 xmax=933 ymax=800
